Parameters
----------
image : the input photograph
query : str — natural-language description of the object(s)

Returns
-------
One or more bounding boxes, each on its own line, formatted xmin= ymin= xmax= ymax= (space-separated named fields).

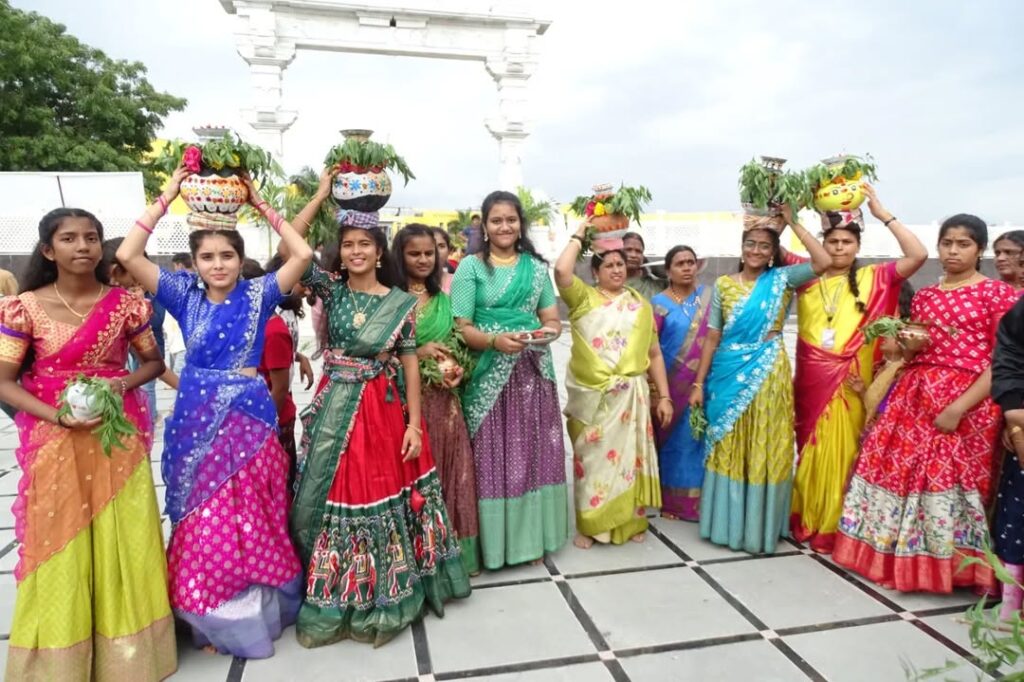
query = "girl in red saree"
xmin=0 ymin=209 xmax=175 ymax=681
xmin=834 ymin=214 xmax=1020 ymax=592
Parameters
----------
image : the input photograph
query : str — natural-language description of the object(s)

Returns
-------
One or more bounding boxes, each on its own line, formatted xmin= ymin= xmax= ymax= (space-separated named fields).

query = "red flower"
xmin=410 ymin=488 xmax=426 ymax=513
xmin=585 ymin=201 xmax=596 ymax=216
xmin=338 ymin=161 xmax=353 ymax=173
xmin=182 ymin=146 xmax=203 ymax=174
xmin=370 ymin=165 xmax=383 ymax=173
xmin=573 ymin=457 xmax=584 ymax=479
xmin=606 ymin=449 xmax=619 ymax=462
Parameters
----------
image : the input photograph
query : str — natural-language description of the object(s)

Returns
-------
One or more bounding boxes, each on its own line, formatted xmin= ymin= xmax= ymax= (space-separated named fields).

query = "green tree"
xmin=447 ymin=209 xmax=473 ymax=236
xmin=283 ymin=167 xmax=337 ymax=248
xmin=516 ymin=186 xmax=558 ymax=226
xmin=0 ymin=1 xmax=186 ymax=197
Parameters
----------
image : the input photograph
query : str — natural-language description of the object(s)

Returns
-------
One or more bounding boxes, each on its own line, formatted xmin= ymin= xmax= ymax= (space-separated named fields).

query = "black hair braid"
xmin=847 ymin=258 xmax=866 ymax=314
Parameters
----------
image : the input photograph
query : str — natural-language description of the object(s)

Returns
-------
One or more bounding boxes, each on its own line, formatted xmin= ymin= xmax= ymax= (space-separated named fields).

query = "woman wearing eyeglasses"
xmin=690 ymin=206 xmax=830 ymax=554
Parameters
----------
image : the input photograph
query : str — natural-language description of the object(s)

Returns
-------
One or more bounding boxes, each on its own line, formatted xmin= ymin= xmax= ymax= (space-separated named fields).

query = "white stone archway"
xmin=218 ymin=0 xmax=551 ymax=190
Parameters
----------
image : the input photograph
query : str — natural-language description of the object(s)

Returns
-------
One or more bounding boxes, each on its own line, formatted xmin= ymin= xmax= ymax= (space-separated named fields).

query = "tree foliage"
xmin=0 ymin=1 xmax=186 ymax=196
xmin=516 ymin=186 xmax=558 ymax=227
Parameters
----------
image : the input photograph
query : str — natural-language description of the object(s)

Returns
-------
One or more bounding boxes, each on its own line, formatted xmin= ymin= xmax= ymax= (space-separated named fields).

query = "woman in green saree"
xmin=392 ymin=224 xmax=480 ymax=575
xmin=286 ymin=171 xmax=470 ymax=648
xmin=554 ymin=226 xmax=672 ymax=547
xmin=451 ymin=191 xmax=570 ymax=569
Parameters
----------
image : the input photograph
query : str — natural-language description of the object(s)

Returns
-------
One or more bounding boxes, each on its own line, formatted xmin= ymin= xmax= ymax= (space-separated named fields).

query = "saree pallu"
xmin=652 ymin=288 xmax=711 ymax=521
xmin=566 ymin=288 xmax=661 ymax=543
xmin=417 ymin=294 xmax=480 ymax=574
xmin=700 ymin=269 xmax=796 ymax=555
xmin=457 ymin=256 xmax=568 ymax=569
xmin=290 ymin=294 xmax=469 ymax=649
xmin=1 ymin=292 xmax=175 ymax=681
xmin=163 ymin=365 xmax=303 ymax=658
xmin=833 ymin=365 xmax=999 ymax=592
xmin=791 ymin=263 xmax=901 ymax=554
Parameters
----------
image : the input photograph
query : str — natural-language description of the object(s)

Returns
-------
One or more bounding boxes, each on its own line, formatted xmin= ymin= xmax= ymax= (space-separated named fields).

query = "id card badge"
xmin=822 ymin=328 xmax=836 ymax=350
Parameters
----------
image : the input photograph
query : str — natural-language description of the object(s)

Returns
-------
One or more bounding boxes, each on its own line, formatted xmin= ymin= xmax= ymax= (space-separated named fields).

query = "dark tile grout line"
xmin=411 ymin=618 xmax=432 ymax=676
xmin=0 ymin=540 xmax=16 ymax=561
xmin=432 ymin=653 xmax=603 ymax=681
xmin=226 ymin=655 xmax=246 ymax=682
xmin=647 ymin=524 xmax=826 ymax=681
xmin=801 ymin=548 xmax=993 ymax=678
xmin=542 ymin=555 xmax=631 ymax=682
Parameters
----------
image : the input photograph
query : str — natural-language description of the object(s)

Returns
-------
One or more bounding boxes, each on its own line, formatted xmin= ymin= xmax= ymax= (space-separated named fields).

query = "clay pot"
xmin=897 ymin=322 xmax=931 ymax=352
xmin=331 ymin=169 xmax=393 ymax=212
xmin=180 ymin=166 xmax=249 ymax=230
xmin=589 ymin=213 xmax=629 ymax=235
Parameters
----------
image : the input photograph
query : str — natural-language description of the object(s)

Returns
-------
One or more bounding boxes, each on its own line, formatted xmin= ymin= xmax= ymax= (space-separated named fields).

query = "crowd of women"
xmin=0 ymin=161 xmax=1022 ymax=681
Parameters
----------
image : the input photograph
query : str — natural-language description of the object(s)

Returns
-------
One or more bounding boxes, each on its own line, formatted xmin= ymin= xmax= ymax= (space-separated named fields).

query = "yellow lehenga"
xmin=560 ymin=277 xmax=661 ymax=543
xmin=0 ymin=291 xmax=175 ymax=681
xmin=790 ymin=263 xmax=903 ymax=553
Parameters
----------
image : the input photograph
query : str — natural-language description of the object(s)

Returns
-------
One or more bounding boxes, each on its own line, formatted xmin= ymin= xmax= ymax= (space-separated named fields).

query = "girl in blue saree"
xmin=690 ymin=209 xmax=829 ymax=554
xmin=117 ymin=165 xmax=314 ymax=658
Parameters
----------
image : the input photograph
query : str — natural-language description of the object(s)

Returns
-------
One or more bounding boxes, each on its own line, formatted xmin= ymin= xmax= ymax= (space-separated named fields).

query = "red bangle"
xmin=134 ymin=220 xmax=153 ymax=235
xmin=156 ymin=196 xmax=169 ymax=213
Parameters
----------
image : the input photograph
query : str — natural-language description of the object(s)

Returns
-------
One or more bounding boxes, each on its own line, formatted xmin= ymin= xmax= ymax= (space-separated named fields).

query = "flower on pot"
xmin=569 ymin=183 xmax=653 ymax=260
xmin=56 ymin=375 xmax=138 ymax=457
xmin=805 ymin=154 xmax=878 ymax=213
xmin=323 ymin=136 xmax=415 ymax=185
xmin=150 ymin=132 xmax=281 ymax=182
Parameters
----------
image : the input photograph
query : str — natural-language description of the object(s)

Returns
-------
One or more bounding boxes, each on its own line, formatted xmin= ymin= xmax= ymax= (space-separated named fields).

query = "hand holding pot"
xmin=163 ymin=164 xmax=190 ymax=203
xmin=317 ymin=166 xmax=339 ymax=200
xmin=56 ymin=413 xmax=102 ymax=431
xmin=862 ymin=182 xmax=890 ymax=222
xmin=239 ymin=170 xmax=262 ymax=206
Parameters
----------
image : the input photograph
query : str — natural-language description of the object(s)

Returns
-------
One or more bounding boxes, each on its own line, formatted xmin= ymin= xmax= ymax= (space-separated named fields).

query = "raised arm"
xmin=279 ymin=168 xmax=337 ymax=258
xmin=118 ymin=165 xmax=189 ymax=295
xmin=782 ymin=205 xmax=831 ymax=275
xmin=555 ymin=223 xmax=587 ymax=289
xmin=243 ymin=173 xmax=313 ymax=294
xmin=861 ymin=182 xmax=928 ymax=279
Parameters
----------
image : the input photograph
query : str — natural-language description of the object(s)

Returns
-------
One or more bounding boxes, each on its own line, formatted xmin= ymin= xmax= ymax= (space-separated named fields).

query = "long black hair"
xmin=665 ymin=245 xmax=698 ymax=269
xmin=938 ymin=213 xmax=988 ymax=270
xmin=324 ymin=225 xmax=399 ymax=288
xmin=994 ymin=229 xmax=1024 ymax=260
xmin=477 ymin=190 xmax=548 ymax=270
xmin=822 ymin=222 xmax=867 ymax=314
xmin=737 ymin=228 xmax=782 ymax=273
xmin=20 ymin=208 xmax=110 ymax=293
xmin=265 ymin=254 xmax=305 ymax=316
xmin=392 ymin=223 xmax=442 ymax=295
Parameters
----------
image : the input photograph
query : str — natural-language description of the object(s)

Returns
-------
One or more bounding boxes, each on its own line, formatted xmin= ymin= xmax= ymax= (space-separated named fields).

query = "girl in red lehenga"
xmin=833 ymin=214 xmax=1021 ymax=593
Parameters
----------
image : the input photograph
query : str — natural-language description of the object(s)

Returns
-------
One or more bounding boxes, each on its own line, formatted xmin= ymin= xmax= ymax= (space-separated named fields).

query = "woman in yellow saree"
xmin=555 ymin=226 xmax=672 ymax=548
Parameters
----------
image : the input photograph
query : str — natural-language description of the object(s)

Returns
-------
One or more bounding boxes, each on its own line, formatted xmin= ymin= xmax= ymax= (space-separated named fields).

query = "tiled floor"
xmin=0 ymin=332 xmax=1006 ymax=680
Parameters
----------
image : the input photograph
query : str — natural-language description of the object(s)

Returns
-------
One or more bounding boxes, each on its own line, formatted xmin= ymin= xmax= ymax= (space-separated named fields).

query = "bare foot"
xmin=661 ymin=512 xmax=679 ymax=520
xmin=530 ymin=558 xmax=544 ymax=566
xmin=630 ymin=532 xmax=647 ymax=543
xmin=573 ymin=534 xmax=595 ymax=550
xmin=201 ymin=645 xmax=218 ymax=655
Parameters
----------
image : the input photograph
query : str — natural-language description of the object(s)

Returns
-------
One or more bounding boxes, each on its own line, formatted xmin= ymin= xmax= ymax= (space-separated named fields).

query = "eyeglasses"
xmin=743 ymin=240 xmax=774 ymax=253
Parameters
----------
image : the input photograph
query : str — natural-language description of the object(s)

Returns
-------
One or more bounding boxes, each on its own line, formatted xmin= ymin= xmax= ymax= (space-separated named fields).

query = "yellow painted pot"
xmin=813 ymin=162 xmax=866 ymax=213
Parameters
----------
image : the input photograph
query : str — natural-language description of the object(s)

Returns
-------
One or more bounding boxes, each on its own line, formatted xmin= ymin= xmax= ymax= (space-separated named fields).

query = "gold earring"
xmin=376 ymin=259 xmax=382 ymax=269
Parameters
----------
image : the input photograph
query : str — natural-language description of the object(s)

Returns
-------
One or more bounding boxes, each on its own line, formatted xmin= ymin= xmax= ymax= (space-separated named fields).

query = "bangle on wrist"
xmin=883 ymin=216 xmax=898 ymax=227
xmin=569 ymin=235 xmax=584 ymax=244
xmin=406 ymin=424 xmax=422 ymax=435
xmin=659 ymin=396 xmax=672 ymax=403
xmin=691 ymin=383 xmax=703 ymax=390
xmin=156 ymin=195 xmax=169 ymax=214
xmin=119 ymin=378 xmax=128 ymax=396
xmin=134 ymin=220 xmax=154 ymax=235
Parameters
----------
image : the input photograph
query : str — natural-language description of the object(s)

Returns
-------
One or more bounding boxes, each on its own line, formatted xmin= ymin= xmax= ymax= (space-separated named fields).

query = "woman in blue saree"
xmin=651 ymin=245 xmax=711 ymax=521
xmin=690 ymin=209 xmax=830 ymax=554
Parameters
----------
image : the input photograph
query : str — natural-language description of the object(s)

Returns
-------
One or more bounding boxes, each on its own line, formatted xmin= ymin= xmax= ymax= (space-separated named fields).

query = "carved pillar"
xmin=234 ymin=4 xmax=297 ymax=159
xmin=485 ymin=29 xmax=539 ymax=191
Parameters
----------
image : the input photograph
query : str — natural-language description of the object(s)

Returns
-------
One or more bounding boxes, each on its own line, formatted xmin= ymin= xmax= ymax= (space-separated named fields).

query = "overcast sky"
xmin=17 ymin=0 xmax=1024 ymax=223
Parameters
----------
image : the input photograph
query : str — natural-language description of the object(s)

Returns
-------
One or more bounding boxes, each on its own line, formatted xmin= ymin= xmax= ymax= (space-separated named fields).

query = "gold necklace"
xmin=490 ymin=252 xmax=518 ymax=266
xmin=737 ymin=272 xmax=757 ymax=290
xmin=666 ymin=284 xmax=694 ymax=304
xmin=409 ymin=283 xmax=428 ymax=295
xmin=939 ymin=273 xmax=981 ymax=291
xmin=53 ymin=282 xmax=105 ymax=320
xmin=597 ymin=286 xmax=623 ymax=300
xmin=348 ymin=285 xmax=378 ymax=329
